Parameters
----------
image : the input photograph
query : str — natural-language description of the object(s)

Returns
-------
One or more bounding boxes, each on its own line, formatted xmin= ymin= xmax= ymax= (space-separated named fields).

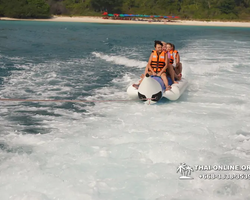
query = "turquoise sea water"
xmin=0 ymin=21 xmax=250 ymax=200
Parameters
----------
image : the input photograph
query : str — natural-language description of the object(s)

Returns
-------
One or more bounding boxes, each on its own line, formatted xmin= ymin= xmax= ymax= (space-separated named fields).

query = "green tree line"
xmin=0 ymin=0 xmax=50 ymax=18
xmin=0 ymin=0 xmax=250 ymax=20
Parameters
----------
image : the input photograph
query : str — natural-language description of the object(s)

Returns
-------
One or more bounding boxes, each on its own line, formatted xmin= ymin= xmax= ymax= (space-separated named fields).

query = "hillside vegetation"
xmin=0 ymin=0 xmax=249 ymax=20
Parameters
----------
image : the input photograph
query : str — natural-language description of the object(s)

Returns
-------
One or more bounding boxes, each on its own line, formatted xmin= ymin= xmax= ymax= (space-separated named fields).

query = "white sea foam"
xmin=92 ymin=52 xmax=147 ymax=68
xmin=1 ymin=34 xmax=250 ymax=200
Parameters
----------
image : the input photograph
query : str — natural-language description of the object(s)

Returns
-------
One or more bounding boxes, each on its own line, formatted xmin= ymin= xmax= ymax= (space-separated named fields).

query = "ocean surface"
xmin=0 ymin=20 xmax=250 ymax=200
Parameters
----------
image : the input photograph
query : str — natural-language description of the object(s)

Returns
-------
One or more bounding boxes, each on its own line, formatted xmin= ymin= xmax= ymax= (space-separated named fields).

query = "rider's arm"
xmin=147 ymin=53 xmax=154 ymax=73
xmin=176 ymin=52 xmax=180 ymax=64
xmin=144 ymin=65 xmax=149 ymax=74
xmin=158 ymin=53 xmax=169 ymax=75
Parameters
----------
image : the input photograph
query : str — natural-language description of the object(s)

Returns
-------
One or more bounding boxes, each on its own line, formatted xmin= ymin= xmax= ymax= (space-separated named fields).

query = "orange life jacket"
xmin=150 ymin=50 xmax=166 ymax=72
xmin=169 ymin=50 xmax=178 ymax=64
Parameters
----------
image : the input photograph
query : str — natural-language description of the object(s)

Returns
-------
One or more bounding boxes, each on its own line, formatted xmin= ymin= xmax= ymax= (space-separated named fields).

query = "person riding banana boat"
xmin=133 ymin=40 xmax=177 ymax=90
xmin=166 ymin=43 xmax=182 ymax=80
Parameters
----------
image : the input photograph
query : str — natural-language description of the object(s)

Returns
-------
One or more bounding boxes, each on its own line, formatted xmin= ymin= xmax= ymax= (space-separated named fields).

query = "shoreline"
xmin=1 ymin=16 xmax=250 ymax=27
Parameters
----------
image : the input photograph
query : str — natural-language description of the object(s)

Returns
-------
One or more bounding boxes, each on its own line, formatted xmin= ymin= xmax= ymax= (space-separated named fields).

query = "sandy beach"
xmin=1 ymin=16 xmax=250 ymax=27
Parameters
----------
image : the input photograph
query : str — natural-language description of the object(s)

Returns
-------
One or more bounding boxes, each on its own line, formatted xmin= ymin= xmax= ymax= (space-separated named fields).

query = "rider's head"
xmin=166 ymin=43 xmax=173 ymax=51
xmin=154 ymin=40 xmax=163 ymax=52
